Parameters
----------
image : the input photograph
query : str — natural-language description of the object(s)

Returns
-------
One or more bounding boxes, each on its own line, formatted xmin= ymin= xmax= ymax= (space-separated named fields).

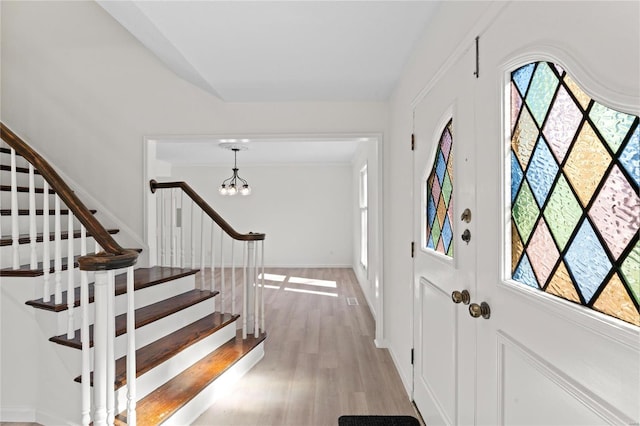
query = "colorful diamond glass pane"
xmin=564 ymin=75 xmax=590 ymax=111
xmin=511 ymin=82 xmax=523 ymax=134
xmin=543 ymin=86 xmax=582 ymax=163
xmin=589 ymin=166 xmax=640 ymax=260
xmin=510 ymin=61 xmax=640 ymax=326
xmin=511 ymin=222 xmax=524 ymax=275
xmin=621 ymin=242 xmax=639 ymax=305
xmin=513 ymin=254 xmax=539 ymax=289
xmin=512 ymin=107 xmax=539 ymax=170
xmin=526 ymin=62 xmax=559 ymax=127
xmin=589 ymin=102 xmax=635 ymax=153
xmin=511 ymin=151 xmax=524 ymax=203
xmin=512 ymin=63 xmax=535 ymax=97
xmin=545 ymin=261 xmax=581 ymax=303
xmin=619 ymin=125 xmax=639 ymax=187
xmin=527 ymin=137 xmax=558 ymax=207
xmin=592 ymin=274 xmax=640 ymax=326
xmin=527 ymin=219 xmax=560 ymax=286
xmin=425 ymin=119 xmax=453 ymax=257
xmin=564 ymin=123 xmax=611 ymax=207
xmin=512 ymin=181 xmax=539 ymax=244
xmin=564 ymin=220 xmax=612 ymax=303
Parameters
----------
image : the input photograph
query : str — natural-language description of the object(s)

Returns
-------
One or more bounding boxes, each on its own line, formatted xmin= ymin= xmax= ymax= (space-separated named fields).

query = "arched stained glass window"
xmin=426 ymin=119 xmax=454 ymax=257
xmin=510 ymin=61 xmax=639 ymax=326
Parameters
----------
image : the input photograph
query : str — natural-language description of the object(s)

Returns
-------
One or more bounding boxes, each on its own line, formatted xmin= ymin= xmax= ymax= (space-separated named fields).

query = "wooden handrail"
xmin=0 ymin=123 xmax=138 ymax=270
xmin=150 ymin=180 xmax=265 ymax=241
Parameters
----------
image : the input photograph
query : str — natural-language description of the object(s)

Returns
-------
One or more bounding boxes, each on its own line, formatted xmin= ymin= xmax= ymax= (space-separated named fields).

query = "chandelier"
xmin=218 ymin=143 xmax=251 ymax=196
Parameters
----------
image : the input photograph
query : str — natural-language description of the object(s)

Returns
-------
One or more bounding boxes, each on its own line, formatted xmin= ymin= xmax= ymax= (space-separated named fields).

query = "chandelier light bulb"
xmin=219 ymin=184 xmax=228 ymax=195
xmin=227 ymin=184 xmax=238 ymax=196
xmin=240 ymin=185 xmax=251 ymax=196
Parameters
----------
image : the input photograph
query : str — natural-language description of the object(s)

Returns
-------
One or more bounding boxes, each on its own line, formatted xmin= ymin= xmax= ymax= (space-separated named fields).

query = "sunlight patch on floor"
xmin=284 ymin=287 xmax=339 ymax=297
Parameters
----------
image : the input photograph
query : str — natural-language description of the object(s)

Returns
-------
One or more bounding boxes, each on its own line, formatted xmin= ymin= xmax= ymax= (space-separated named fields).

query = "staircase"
xmin=0 ymin=124 xmax=266 ymax=425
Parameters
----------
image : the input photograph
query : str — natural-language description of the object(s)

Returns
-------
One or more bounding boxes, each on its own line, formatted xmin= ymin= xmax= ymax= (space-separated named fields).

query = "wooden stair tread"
xmin=26 ymin=266 xmax=198 ymax=312
xmin=0 ymin=164 xmax=41 ymax=174
xmin=0 ymin=208 xmax=96 ymax=215
xmin=0 ymin=255 xmax=80 ymax=277
xmin=0 ymin=184 xmax=51 ymax=193
xmin=0 ymin=228 xmax=119 ymax=247
xmin=50 ymin=289 xmax=218 ymax=349
xmin=1 ymin=248 xmax=143 ymax=277
xmin=114 ymin=330 xmax=266 ymax=426
xmin=75 ymin=312 xmax=240 ymax=388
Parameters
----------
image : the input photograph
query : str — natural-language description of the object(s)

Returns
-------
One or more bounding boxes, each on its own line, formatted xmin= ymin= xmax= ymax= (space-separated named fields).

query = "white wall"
xmin=170 ymin=163 xmax=353 ymax=267
xmin=0 ymin=0 xmax=387 ymax=244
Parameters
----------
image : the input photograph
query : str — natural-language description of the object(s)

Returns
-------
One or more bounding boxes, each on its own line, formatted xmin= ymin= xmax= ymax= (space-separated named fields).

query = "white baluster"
xmin=67 ymin=212 xmax=75 ymax=338
xmin=200 ymin=210 xmax=205 ymax=291
xmin=180 ymin=192 xmax=185 ymax=269
xmin=156 ymin=190 xmax=162 ymax=266
xmin=54 ymin=195 xmax=62 ymax=304
xmin=231 ymin=238 xmax=235 ymax=316
xmin=42 ymin=181 xmax=51 ymax=302
xmin=106 ymin=270 xmax=116 ymax=426
xmin=253 ymin=242 xmax=259 ymax=338
xmin=210 ymin=224 xmax=216 ymax=302
xmin=158 ymin=191 xmax=166 ymax=266
xmin=10 ymin=149 xmax=19 ymax=269
xmin=126 ymin=266 xmax=137 ymax=426
xmin=242 ymin=241 xmax=247 ymax=340
xmin=80 ymin=258 xmax=90 ymax=425
xmin=29 ymin=164 xmax=37 ymax=269
xmin=191 ymin=200 xmax=196 ymax=270
xmin=95 ymin=240 xmax=102 ymax=254
xmin=170 ymin=189 xmax=175 ymax=268
xmin=260 ymin=240 xmax=265 ymax=333
xmin=220 ymin=234 xmax=225 ymax=307
xmin=218 ymin=233 xmax=224 ymax=313
xmin=92 ymin=270 xmax=109 ymax=426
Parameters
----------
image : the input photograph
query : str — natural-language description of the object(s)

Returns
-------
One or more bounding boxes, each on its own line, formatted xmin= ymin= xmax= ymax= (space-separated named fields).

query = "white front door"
xmin=413 ymin=2 xmax=639 ymax=425
xmin=412 ymin=46 xmax=477 ymax=426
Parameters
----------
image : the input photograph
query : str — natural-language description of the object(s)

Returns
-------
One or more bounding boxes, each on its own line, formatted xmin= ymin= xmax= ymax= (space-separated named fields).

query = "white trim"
xmin=497 ymin=331 xmax=634 ymax=426
xmin=410 ymin=1 xmax=510 ymax=108
xmin=499 ymin=280 xmax=640 ymax=350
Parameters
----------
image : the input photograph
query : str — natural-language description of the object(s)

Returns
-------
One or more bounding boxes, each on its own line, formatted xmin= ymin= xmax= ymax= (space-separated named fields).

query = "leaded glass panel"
xmin=426 ymin=119 xmax=454 ymax=257
xmin=510 ymin=61 xmax=639 ymax=326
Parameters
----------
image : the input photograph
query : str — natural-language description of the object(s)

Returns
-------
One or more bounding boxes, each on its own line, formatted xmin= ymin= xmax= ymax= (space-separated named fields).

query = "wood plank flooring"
xmin=192 ymin=267 xmax=420 ymax=426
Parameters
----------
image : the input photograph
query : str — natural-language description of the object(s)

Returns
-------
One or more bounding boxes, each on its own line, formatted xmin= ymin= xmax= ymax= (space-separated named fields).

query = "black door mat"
xmin=338 ymin=415 xmax=421 ymax=426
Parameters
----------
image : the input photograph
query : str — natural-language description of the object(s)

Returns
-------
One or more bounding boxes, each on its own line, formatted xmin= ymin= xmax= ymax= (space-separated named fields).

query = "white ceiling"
xmin=101 ymin=1 xmax=440 ymax=163
xmin=99 ymin=0 xmax=440 ymax=102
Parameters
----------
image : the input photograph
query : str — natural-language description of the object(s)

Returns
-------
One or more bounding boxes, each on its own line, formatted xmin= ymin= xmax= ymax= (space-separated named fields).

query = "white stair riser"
xmin=0 ymin=215 xmax=75 ymax=237
xmin=164 ymin=341 xmax=265 ymax=426
xmin=32 ymin=274 xmax=197 ymax=336
xmin=112 ymin=297 xmax=214 ymax=359
xmin=0 ymin=236 xmax=100 ymax=269
xmin=113 ymin=320 xmax=237 ymax=413
xmin=0 ymin=191 xmax=57 ymax=210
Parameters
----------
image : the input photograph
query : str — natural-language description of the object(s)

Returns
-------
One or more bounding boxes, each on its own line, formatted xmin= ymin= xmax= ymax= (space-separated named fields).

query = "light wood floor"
xmin=193 ymin=267 xmax=421 ymax=426
xmin=1 ymin=268 xmax=420 ymax=426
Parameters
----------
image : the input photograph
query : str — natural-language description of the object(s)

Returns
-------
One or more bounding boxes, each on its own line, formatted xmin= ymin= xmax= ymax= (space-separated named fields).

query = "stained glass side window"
xmin=426 ymin=119 xmax=454 ymax=257
xmin=510 ymin=61 xmax=639 ymax=326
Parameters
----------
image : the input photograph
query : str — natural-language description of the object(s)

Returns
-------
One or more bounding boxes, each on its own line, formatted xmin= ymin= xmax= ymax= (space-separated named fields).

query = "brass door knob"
xmin=469 ymin=302 xmax=491 ymax=319
xmin=451 ymin=290 xmax=470 ymax=305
